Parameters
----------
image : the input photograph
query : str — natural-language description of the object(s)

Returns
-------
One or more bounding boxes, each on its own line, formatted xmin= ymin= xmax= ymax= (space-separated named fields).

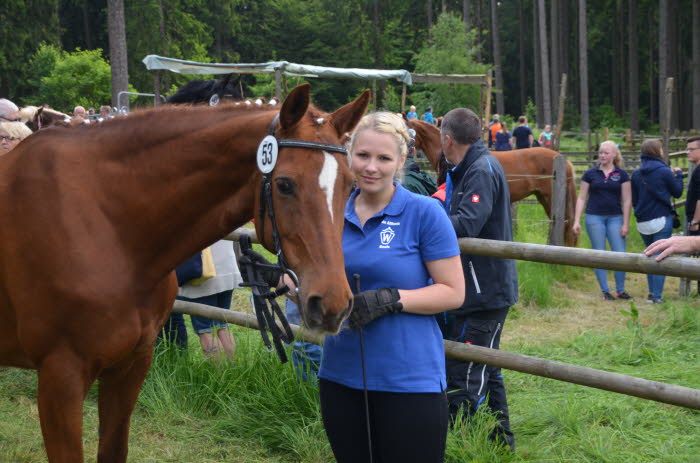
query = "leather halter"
xmin=240 ymin=113 xmax=348 ymax=362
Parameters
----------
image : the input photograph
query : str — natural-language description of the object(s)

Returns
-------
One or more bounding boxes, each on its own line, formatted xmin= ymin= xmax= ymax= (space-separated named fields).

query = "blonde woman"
xmin=0 ymin=121 xmax=32 ymax=155
xmin=572 ymin=141 xmax=632 ymax=300
xmin=318 ymin=112 xmax=464 ymax=463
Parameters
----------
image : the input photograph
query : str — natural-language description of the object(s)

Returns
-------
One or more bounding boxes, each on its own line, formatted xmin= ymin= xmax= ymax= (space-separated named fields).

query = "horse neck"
xmin=97 ymin=109 xmax=272 ymax=281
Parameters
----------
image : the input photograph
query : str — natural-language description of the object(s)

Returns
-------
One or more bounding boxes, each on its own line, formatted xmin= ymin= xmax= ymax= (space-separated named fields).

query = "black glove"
xmin=349 ymin=287 xmax=403 ymax=328
xmin=246 ymin=249 xmax=283 ymax=288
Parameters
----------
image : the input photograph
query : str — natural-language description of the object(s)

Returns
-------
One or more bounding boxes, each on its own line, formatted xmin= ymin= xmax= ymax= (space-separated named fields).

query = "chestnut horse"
xmin=0 ymin=83 xmax=369 ymax=462
xmin=18 ymin=105 xmax=74 ymax=131
xmin=408 ymin=119 xmax=578 ymax=247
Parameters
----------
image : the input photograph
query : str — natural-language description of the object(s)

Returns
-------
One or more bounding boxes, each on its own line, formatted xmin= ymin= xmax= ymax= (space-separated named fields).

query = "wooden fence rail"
xmin=225 ymin=228 xmax=700 ymax=279
xmin=173 ymin=300 xmax=700 ymax=410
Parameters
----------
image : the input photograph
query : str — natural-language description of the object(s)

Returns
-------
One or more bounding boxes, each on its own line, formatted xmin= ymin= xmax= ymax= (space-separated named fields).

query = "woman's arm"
xmin=397 ymin=255 xmax=465 ymax=315
xmin=572 ymin=181 xmax=589 ymax=235
xmin=620 ymin=181 xmax=632 ymax=237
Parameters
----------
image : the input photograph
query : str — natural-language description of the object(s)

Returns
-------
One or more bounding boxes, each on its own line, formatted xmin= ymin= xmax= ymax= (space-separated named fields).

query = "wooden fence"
xmin=165 ymin=228 xmax=700 ymax=410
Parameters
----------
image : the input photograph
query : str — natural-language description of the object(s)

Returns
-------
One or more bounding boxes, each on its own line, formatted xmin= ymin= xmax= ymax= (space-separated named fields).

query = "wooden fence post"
xmin=274 ymin=68 xmax=282 ymax=100
xmin=401 ymin=83 xmax=407 ymax=114
xmin=625 ymin=128 xmax=632 ymax=151
xmin=602 ymin=127 xmax=609 ymax=141
xmin=548 ymin=155 xmax=567 ymax=246
xmin=152 ymin=71 xmax=161 ymax=107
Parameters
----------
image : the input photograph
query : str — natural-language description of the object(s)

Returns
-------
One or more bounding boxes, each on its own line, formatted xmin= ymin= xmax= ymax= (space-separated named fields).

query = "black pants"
xmin=438 ymin=308 xmax=515 ymax=451
xmin=319 ymin=378 xmax=448 ymax=463
xmin=157 ymin=312 xmax=188 ymax=349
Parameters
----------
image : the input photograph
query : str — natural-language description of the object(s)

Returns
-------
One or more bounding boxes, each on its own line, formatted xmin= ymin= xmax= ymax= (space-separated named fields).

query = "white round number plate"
xmin=256 ymin=135 xmax=278 ymax=173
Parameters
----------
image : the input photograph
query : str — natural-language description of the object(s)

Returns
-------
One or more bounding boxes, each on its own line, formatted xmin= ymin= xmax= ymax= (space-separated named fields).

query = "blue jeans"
xmin=639 ymin=216 xmax=673 ymax=299
xmin=585 ymin=214 xmax=627 ymax=294
xmin=285 ymin=299 xmax=322 ymax=382
xmin=177 ymin=290 xmax=233 ymax=334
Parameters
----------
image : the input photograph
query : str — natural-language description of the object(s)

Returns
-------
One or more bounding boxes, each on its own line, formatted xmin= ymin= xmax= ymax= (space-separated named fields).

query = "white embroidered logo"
xmin=379 ymin=227 xmax=396 ymax=248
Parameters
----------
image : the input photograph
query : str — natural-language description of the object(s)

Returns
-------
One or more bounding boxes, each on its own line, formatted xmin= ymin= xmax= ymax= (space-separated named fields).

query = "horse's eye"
xmin=275 ymin=177 xmax=296 ymax=196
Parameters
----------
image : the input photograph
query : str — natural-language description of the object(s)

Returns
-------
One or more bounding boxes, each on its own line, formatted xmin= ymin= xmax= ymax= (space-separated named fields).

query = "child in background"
xmin=539 ymin=124 xmax=553 ymax=148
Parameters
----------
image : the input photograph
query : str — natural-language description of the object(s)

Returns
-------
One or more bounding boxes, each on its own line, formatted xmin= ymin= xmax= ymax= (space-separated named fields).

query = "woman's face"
xmin=351 ymin=129 xmax=404 ymax=196
xmin=598 ymin=144 xmax=616 ymax=167
xmin=0 ymin=131 xmax=20 ymax=155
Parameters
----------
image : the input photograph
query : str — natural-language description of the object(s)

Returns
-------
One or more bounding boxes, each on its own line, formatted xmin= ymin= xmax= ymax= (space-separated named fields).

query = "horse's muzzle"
xmin=303 ymin=294 xmax=352 ymax=334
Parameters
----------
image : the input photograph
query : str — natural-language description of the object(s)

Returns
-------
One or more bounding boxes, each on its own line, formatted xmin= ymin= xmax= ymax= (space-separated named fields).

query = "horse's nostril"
xmin=306 ymin=295 xmax=324 ymax=327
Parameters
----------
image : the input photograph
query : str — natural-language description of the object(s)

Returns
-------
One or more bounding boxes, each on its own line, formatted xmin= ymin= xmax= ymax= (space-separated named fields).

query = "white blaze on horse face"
xmin=319 ymin=152 xmax=339 ymax=223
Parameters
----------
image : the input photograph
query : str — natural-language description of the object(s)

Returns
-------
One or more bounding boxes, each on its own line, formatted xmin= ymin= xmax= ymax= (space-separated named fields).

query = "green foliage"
xmin=590 ymin=104 xmax=628 ymax=130
xmin=27 ymin=47 xmax=114 ymax=111
xmin=524 ymin=98 xmax=537 ymax=126
xmin=411 ymin=13 xmax=489 ymax=117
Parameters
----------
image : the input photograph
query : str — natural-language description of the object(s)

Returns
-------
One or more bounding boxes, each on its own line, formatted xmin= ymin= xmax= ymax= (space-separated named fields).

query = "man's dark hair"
xmin=687 ymin=135 xmax=700 ymax=144
xmin=518 ymin=116 xmax=526 ymax=123
xmin=441 ymin=108 xmax=481 ymax=145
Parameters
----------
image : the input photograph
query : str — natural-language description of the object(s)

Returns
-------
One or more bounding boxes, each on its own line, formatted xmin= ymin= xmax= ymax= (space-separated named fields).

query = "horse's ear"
xmin=279 ymin=83 xmax=310 ymax=130
xmin=330 ymin=89 xmax=370 ymax=137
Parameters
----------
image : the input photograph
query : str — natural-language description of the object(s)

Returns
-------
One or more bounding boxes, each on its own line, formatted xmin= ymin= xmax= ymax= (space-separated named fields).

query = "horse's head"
xmin=254 ymin=84 xmax=370 ymax=333
xmin=407 ymin=119 xmax=443 ymax=172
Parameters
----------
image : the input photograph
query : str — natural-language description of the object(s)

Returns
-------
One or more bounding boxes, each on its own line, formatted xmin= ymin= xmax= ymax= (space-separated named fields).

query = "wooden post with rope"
xmin=548 ymin=155 xmax=567 ymax=246
xmin=274 ymin=68 xmax=282 ymax=101
xmin=152 ymin=71 xmax=161 ymax=107
xmin=663 ymin=77 xmax=675 ymax=162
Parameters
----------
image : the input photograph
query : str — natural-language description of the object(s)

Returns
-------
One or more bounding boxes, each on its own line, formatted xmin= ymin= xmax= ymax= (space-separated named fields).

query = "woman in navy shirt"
xmin=631 ymin=139 xmax=684 ymax=303
xmin=494 ymin=123 xmax=513 ymax=151
xmin=572 ymin=141 xmax=632 ymax=300
xmin=318 ymin=112 xmax=464 ymax=463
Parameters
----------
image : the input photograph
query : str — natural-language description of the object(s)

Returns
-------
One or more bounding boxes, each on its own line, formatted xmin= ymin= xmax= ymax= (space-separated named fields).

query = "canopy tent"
xmin=142 ymin=55 xmax=490 ymax=118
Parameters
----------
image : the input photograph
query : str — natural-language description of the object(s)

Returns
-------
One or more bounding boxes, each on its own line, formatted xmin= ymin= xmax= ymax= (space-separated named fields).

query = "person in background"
xmin=488 ymin=114 xmax=502 ymax=148
xmin=406 ymin=105 xmax=418 ymax=120
xmin=572 ymin=141 xmax=632 ymax=301
xmin=538 ymin=124 xmax=554 ymax=148
xmin=631 ymin=139 xmax=684 ymax=304
xmin=684 ymin=136 xmax=700 ymax=236
xmin=438 ymin=107 xmax=518 ymax=451
xmin=72 ymin=106 xmax=88 ymax=125
xmin=421 ymin=106 xmax=436 ymax=125
xmin=494 ymin=122 xmax=513 ymax=151
xmin=318 ymin=111 xmax=464 ymax=463
xmin=284 ymin=298 xmax=322 ymax=382
xmin=99 ymin=105 xmax=114 ymax=121
xmin=0 ymin=121 xmax=33 ymax=155
xmin=511 ymin=116 xmax=534 ymax=149
xmin=176 ymin=240 xmax=242 ymax=359
xmin=0 ymin=98 xmax=20 ymax=122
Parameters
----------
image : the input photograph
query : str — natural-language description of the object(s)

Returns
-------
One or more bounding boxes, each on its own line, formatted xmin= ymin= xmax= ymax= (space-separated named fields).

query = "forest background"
xmin=1 ymin=0 xmax=698 ymax=133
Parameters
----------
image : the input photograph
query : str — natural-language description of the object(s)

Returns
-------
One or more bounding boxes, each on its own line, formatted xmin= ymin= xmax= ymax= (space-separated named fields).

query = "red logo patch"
xmin=471 ymin=194 xmax=480 ymax=203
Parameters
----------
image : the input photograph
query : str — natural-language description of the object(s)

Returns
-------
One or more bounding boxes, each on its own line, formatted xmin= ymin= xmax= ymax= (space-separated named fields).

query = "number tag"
xmin=256 ymin=135 xmax=278 ymax=173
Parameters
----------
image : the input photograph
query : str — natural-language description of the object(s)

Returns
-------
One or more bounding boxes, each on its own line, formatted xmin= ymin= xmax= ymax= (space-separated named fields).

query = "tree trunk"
xmin=82 ymin=0 xmax=93 ymax=49
xmin=579 ymin=0 xmax=590 ymax=133
xmin=107 ymin=0 xmax=129 ymax=110
xmin=427 ymin=0 xmax=433 ymax=39
xmin=538 ymin=0 xmax=552 ymax=125
xmin=442 ymin=0 xmax=447 ymax=12
xmin=613 ymin=1 xmax=624 ymax=114
xmin=694 ymin=0 xmax=700 ymax=129
xmin=669 ymin=0 xmax=679 ymax=130
xmin=156 ymin=0 xmax=169 ymax=91
xmin=491 ymin=0 xmax=505 ymax=116
xmin=649 ymin=14 xmax=655 ymax=124
xmin=519 ymin=0 xmax=527 ymax=113
xmin=464 ymin=0 xmax=471 ymax=30
xmin=559 ymin=0 xmax=569 ymax=78
xmin=628 ymin=0 xmax=639 ymax=132
xmin=475 ymin=0 xmax=482 ymax=62
xmin=534 ymin=1 xmax=543 ymax=125
xmin=550 ymin=0 xmax=560 ymax=117
xmin=372 ymin=0 xmax=386 ymax=107
xmin=659 ymin=0 xmax=668 ymax=132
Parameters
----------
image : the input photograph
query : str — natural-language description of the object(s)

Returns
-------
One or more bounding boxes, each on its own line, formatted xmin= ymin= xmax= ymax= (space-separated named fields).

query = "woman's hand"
xmin=672 ymin=167 xmax=683 ymax=174
xmin=620 ymin=223 xmax=629 ymax=237
xmin=572 ymin=222 xmax=581 ymax=235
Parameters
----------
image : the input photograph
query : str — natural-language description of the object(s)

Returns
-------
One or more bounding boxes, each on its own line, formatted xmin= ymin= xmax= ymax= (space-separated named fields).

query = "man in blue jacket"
xmin=439 ymin=107 xmax=518 ymax=451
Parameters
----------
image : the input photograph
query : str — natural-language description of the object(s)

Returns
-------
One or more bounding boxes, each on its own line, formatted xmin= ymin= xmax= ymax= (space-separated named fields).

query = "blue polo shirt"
xmin=319 ymin=183 xmax=460 ymax=393
xmin=581 ymin=165 xmax=630 ymax=215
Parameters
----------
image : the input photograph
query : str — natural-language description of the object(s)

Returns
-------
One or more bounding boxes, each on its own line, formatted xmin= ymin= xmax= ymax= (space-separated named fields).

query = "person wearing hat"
xmin=0 ymin=99 xmax=20 ymax=122
xmin=488 ymin=114 xmax=502 ymax=148
xmin=421 ymin=106 xmax=436 ymax=125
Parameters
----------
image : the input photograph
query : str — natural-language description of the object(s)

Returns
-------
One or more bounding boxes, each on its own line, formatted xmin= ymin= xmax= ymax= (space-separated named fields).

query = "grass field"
xmin=0 ymin=203 xmax=698 ymax=462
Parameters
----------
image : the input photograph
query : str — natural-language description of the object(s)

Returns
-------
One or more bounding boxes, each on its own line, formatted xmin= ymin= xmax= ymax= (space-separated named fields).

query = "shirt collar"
xmin=344 ymin=181 xmax=409 ymax=223
xmin=451 ymin=139 xmax=488 ymax=181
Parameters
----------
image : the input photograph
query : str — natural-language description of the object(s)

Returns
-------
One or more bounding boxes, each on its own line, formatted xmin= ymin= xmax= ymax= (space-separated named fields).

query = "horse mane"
xmin=18 ymin=106 xmax=39 ymax=123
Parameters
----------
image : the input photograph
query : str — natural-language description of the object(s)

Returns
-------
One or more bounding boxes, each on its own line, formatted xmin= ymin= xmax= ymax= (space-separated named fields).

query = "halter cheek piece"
xmin=238 ymin=113 xmax=348 ymax=362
